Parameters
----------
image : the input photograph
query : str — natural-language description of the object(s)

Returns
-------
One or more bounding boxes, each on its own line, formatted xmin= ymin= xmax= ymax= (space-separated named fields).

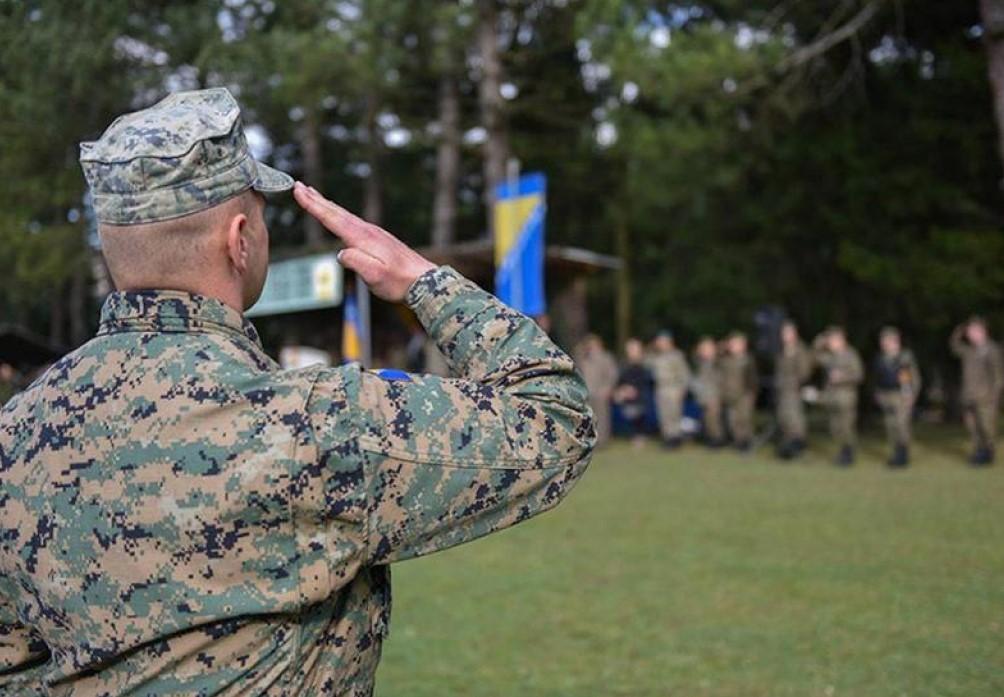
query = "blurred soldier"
xmin=813 ymin=326 xmax=864 ymax=465
xmin=576 ymin=333 xmax=619 ymax=447
xmin=950 ymin=316 xmax=1003 ymax=466
xmin=646 ymin=330 xmax=691 ymax=448
xmin=0 ymin=89 xmax=594 ymax=695
xmin=0 ymin=363 xmax=19 ymax=406
xmin=873 ymin=326 xmax=921 ymax=467
xmin=692 ymin=337 xmax=724 ymax=447
xmin=614 ymin=338 xmax=654 ymax=447
xmin=719 ymin=331 xmax=758 ymax=451
xmin=774 ymin=321 xmax=812 ymax=459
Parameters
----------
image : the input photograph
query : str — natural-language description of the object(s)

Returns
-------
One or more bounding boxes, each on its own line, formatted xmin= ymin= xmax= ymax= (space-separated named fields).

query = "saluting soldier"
xmin=813 ymin=326 xmax=864 ymax=466
xmin=774 ymin=321 xmax=812 ymax=459
xmin=575 ymin=333 xmax=619 ymax=448
xmin=646 ymin=330 xmax=691 ymax=448
xmin=692 ymin=337 xmax=725 ymax=447
xmin=950 ymin=316 xmax=1003 ymax=466
xmin=718 ymin=331 xmax=758 ymax=451
xmin=873 ymin=326 xmax=921 ymax=467
xmin=0 ymin=89 xmax=595 ymax=695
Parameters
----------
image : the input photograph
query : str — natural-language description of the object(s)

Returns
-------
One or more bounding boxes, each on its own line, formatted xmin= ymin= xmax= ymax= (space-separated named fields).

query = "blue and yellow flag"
xmin=342 ymin=290 xmax=362 ymax=363
xmin=494 ymin=173 xmax=546 ymax=316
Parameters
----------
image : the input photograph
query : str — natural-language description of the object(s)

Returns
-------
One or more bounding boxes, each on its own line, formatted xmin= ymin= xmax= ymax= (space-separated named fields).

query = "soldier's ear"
xmin=225 ymin=212 xmax=251 ymax=275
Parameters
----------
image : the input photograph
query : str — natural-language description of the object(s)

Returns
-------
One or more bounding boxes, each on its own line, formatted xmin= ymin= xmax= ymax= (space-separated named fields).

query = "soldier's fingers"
xmin=337 ymin=248 xmax=387 ymax=287
xmin=293 ymin=182 xmax=371 ymax=247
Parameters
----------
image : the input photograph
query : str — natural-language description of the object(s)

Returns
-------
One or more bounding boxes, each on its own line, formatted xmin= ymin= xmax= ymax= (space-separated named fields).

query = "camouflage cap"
xmin=79 ymin=88 xmax=293 ymax=225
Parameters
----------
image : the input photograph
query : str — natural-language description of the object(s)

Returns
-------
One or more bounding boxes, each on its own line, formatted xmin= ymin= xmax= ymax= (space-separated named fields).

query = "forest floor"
xmin=375 ymin=426 xmax=1004 ymax=697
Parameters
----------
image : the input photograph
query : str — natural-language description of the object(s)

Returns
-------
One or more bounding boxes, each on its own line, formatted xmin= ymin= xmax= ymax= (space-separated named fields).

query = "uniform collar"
xmin=98 ymin=289 xmax=262 ymax=347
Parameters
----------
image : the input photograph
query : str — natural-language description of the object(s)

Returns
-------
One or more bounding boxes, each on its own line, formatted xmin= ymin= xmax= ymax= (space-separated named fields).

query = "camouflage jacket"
xmin=691 ymin=358 xmax=720 ymax=404
xmin=950 ymin=331 xmax=1004 ymax=402
xmin=645 ymin=349 xmax=691 ymax=393
xmin=717 ymin=353 xmax=758 ymax=403
xmin=0 ymin=266 xmax=594 ymax=696
xmin=814 ymin=346 xmax=864 ymax=397
xmin=774 ymin=342 xmax=813 ymax=394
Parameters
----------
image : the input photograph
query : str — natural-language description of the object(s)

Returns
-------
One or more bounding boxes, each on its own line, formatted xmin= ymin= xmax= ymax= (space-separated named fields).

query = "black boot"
xmin=970 ymin=447 xmax=992 ymax=467
xmin=887 ymin=443 xmax=909 ymax=468
xmin=777 ymin=441 xmax=794 ymax=460
xmin=663 ymin=437 xmax=682 ymax=450
xmin=792 ymin=439 xmax=807 ymax=456
xmin=835 ymin=445 xmax=855 ymax=467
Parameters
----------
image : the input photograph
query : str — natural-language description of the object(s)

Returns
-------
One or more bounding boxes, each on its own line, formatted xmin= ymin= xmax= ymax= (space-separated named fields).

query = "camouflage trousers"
xmin=825 ymin=390 xmax=858 ymax=447
xmin=590 ymin=396 xmax=613 ymax=447
xmin=700 ymin=396 xmax=724 ymax=442
xmin=962 ymin=398 xmax=998 ymax=452
xmin=655 ymin=387 xmax=686 ymax=440
xmin=876 ymin=390 xmax=914 ymax=447
xmin=776 ymin=389 xmax=806 ymax=443
xmin=724 ymin=394 xmax=755 ymax=443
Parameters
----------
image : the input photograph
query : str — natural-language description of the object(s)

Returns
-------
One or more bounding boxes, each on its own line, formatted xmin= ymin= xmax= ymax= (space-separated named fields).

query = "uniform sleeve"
xmin=991 ymin=345 xmax=1004 ymax=397
xmin=907 ymin=352 xmax=923 ymax=394
xmin=798 ymin=347 xmax=814 ymax=383
xmin=0 ymin=580 xmax=48 ymax=695
xmin=745 ymin=359 xmax=758 ymax=394
xmin=847 ymin=350 xmax=865 ymax=385
xmin=322 ymin=267 xmax=595 ymax=566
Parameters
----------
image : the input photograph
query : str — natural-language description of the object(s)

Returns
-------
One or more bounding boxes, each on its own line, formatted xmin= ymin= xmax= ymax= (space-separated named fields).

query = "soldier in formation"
xmin=718 ymin=331 xmax=758 ymax=451
xmin=813 ymin=326 xmax=864 ymax=466
xmin=613 ymin=338 xmax=654 ymax=446
xmin=872 ymin=326 xmax=921 ymax=467
xmin=576 ymin=333 xmax=619 ymax=448
xmin=692 ymin=336 xmax=725 ymax=447
xmin=950 ymin=316 xmax=1003 ymax=466
xmin=646 ymin=330 xmax=691 ymax=448
xmin=774 ymin=321 xmax=812 ymax=460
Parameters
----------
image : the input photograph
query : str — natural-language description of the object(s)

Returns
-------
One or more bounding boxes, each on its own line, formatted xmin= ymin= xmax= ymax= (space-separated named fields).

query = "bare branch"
xmin=776 ymin=1 xmax=883 ymax=74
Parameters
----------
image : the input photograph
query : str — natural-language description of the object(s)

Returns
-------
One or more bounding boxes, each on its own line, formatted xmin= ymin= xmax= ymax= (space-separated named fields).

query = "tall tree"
xmin=477 ymin=0 xmax=510 ymax=235
xmin=980 ymin=0 xmax=1004 ymax=181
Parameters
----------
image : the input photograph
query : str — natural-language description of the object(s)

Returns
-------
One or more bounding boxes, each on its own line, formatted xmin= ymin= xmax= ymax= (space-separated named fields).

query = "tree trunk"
xmin=615 ymin=216 xmax=632 ymax=351
xmin=363 ymin=92 xmax=383 ymax=225
xmin=431 ymin=75 xmax=461 ymax=247
xmin=477 ymin=0 xmax=509 ymax=236
xmin=981 ymin=0 xmax=1004 ymax=183
xmin=300 ymin=106 xmax=325 ymax=246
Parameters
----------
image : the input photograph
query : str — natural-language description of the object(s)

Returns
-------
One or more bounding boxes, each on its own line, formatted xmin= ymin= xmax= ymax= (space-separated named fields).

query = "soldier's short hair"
xmin=879 ymin=326 xmax=900 ymax=340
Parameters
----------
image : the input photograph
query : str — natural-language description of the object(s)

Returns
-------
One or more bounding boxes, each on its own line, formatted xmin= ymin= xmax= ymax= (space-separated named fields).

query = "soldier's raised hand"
xmin=293 ymin=182 xmax=437 ymax=302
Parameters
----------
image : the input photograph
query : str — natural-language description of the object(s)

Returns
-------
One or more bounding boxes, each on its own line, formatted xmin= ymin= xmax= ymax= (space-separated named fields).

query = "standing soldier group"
xmin=575 ymin=316 xmax=1003 ymax=468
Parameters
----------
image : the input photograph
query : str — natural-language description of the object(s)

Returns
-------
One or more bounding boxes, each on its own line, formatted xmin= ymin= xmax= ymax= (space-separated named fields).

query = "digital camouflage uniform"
xmin=692 ymin=356 xmax=723 ymax=443
xmin=950 ymin=328 xmax=1004 ymax=460
xmin=646 ymin=348 xmax=691 ymax=442
xmin=718 ymin=353 xmax=758 ymax=446
xmin=873 ymin=349 xmax=921 ymax=450
xmin=815 ymin=346 xmax=864 ymax=449
xmin=0 ymin=89 xmax=595 ymax=697
xmin=774 ymin=342 xmax=812 ymax=447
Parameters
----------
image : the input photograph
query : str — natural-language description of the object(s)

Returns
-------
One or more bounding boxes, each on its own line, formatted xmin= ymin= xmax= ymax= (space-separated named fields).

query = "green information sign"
xmin=245 ymin=252 xmax=343 ymax=317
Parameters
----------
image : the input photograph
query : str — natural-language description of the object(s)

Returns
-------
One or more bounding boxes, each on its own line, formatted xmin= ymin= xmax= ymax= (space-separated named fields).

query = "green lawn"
xmin=375 ymin=430 xmax=1004 ymax=697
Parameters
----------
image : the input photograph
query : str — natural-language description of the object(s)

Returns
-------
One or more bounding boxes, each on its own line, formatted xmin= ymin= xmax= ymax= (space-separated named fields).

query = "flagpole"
xmin=356 ymin=277 xmax=372 ymax=369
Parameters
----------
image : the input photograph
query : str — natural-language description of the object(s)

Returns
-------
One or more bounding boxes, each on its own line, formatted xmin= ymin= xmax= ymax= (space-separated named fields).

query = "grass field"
xmin=374 ymin=428 xmax=1004 ymax=697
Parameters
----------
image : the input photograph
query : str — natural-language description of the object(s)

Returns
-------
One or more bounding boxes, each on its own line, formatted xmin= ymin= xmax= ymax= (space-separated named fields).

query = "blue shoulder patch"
xmin=375 ymin=368 xmax=413 ymax=382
